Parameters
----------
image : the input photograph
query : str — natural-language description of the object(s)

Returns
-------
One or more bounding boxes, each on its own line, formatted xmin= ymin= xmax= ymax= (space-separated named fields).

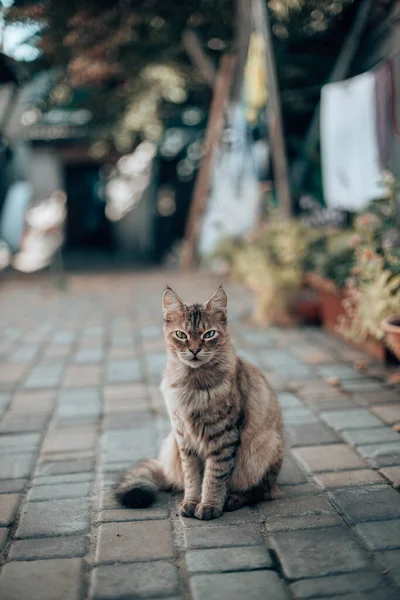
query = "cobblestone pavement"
xmin=0 ymin=271 xmax=400 ymax=600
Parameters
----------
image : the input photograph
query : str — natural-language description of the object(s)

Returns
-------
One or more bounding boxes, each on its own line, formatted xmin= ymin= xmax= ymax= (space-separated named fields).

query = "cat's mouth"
xmin=179 ymin=354 xmax=209 ymax=368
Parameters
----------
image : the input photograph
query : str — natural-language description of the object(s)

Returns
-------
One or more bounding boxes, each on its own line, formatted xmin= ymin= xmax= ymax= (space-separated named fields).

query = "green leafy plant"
xmin=337 ymin=173 xmax=400 ymax=343
xmin=228 ymin=216 xmax=315 ymax=324
xmin=338 ymin=248 xmax=400 ymax=342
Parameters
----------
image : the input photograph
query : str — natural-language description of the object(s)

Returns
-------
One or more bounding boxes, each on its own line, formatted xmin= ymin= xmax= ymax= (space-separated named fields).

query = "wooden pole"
xmin=231 ymin=0 xmax=252 ymax=102
xmin=291 ymin=0 xmax=373 ymax=197
xmin=182 ymin=29 xmax=217 ymax=88
xmin=251 ymin=0 xmax=292 ymax=218
xmin=180 ymin=54 xmax=236 ymax=270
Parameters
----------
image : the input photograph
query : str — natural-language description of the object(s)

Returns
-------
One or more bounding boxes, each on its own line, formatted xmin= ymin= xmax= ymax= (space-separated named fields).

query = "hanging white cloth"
xmin=198 ymin=106 xmax=262 ymax=257
xmin=321 ymin=71 xmax=382 ymax=212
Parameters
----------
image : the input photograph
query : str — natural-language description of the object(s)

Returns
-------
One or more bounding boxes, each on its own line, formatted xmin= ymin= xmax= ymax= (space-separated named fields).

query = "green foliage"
xmin=338 ymin=249 xmax=400 ymax=342
xmin=337 ymin=175 xmax=400 ymax=343
xmin=211 ymin=216 xmax=315 ymax=324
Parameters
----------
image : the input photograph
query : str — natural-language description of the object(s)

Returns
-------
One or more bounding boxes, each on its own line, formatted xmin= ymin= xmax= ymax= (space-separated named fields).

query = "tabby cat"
xmin=116 ymin=286 xmax=284 ymax=520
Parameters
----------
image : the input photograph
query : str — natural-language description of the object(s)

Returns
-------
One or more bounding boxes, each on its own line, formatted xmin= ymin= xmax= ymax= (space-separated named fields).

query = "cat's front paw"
xmin=179 ymin=499 xmax=199 ymax=518
xmin=194 ymin=503 xmax=222 ymax=521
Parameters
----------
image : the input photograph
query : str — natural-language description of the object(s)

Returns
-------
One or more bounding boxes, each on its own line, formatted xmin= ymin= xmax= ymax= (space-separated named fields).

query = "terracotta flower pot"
xmin=381 ymin=316 xmax=400 ymax=361
xmin=304 ymin=273 xmax=344 ymax=332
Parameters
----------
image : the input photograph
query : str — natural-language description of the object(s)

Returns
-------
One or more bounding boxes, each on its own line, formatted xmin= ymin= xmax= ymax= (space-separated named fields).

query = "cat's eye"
xmin=175 ymin=330 xmax=187 ymax=340
xmin=204 ymin=330 xmax=216 ymax=339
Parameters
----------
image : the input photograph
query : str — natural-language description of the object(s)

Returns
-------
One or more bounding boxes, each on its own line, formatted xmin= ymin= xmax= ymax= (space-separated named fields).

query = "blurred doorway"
xmin=64 ymin=164 xmax=112 ymax=251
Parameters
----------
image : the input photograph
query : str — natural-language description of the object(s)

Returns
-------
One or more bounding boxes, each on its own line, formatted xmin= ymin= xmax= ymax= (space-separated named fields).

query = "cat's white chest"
xmin=160 ymin=378 xmax=181 ymax=421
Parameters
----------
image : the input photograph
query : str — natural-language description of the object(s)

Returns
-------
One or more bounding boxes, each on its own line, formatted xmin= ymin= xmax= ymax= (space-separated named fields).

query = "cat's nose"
xmin=189 ymin=348 xmax=201 ymax=357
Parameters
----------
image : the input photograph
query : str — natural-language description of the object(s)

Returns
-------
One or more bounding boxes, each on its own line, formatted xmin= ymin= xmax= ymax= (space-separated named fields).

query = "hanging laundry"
xmin=321 ymin=71 xmax=382 ymax=212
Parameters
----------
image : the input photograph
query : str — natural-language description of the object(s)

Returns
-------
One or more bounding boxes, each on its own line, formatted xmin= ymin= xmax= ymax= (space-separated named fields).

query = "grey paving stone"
xmin=314 ymin=469 xmax=384 ymax=489
xmin=36 ymin=458 xmax=94 ymax=476
xmin=17 ymin=498 xmax=90 ymax=538
xmin=0 ymin=494 xmax=22 ymax=525
xmin=102 ymin=410 xmax=153 ymax=431
xmin=29 ymin=482 xmax=91 ymax=501
xmin=355 ymin=520 xmax=400 ymax=550
xmin=353 ymin=390 xmax=400 ymax=407
xmin=328 ymin=590 xmax=399 ymax=600
xmin=342 ymin=427 xmax=400 ymax=446
xmin=179 ymin=506 xmax=256 ymax=528
xmin=96 ymin=520 xmax=174 ymax=563
xmin=0 ymin=432 xmax=41 ymax=453
xmin=290 ymin=571 xmax=387 ymax=599
xmin=278 ymin=455 xmax=307 ymax=485
xmin=287 ymin=422 xmax=340 ymax=447
xmin=317 ymin=364 xmax=362 ymax=380
xmin=184 ymin=524 xmax=262 ymax=549
xmin=321 ymin=409 xmax=383 ymax=431
xmin=92 ymin=561 xmax=179 ymax=599
xmin=271 ymin=526 xmax=369 ymax=579
xmin=73 ymin=348 xmax=104 ymax=363
xmin=190 ymin=571 xmax=289 ymax=600
xmin=340 ymin=379 xmax=386 ymax=392
xmin=277 ymin=392 xmax=303 ymax=409
xmin=0 ymin=453 xmax=35 ymax=479
xmin=258 ymin=494 xmax=335 ymax=520
xmin=186 ymin=546 xmax=273 ymax=574
xmin=101 ymin=428 xmax=157 ymax=463
xmin=0 ymin=527 xmax=8 ymax=551
xmin=97 ymin=507 xmax=169 ymax=522
xmin=282 ymin=407 xmax=319 ymax=425
xmin=0 ymin=478 xmax=26 ymax=494
xmin=9 ymin=345 xmax=40 ymax=363
xmin=106 ymin=360 xmax=141 ymax=383
xmin=375 ymin=550 xmax=400 ymax=587
xmin=369 ymin=453 xmax=400 ymax=468
xmin=42 ymin=426 xmax=97 ymax=454
xmin=8 ymin=535 xmax=88 ymax=560
xmin=0 ymin=413 xmax=48 ymax=433
xmin=278 ymin=483 xmax=320 ymax=497
xmin=358 ymin=442 xmax=400 ymax=461
xmin=264 ymin=513 xmax=343 ymax=532
xmin=293 ymin=444 xmax=365 ymax=473
xmin=24 ymin=364 xmax=64 ymax=389
xmin=0 ymin=558 xmax=83 ymax=600
xmin=329 ymin=485 xmax=400 ymax=523
xmin=380 ymin=466 xmax=400 ymax=489
xmin=34 ymin=473 xmax=94 ymax=486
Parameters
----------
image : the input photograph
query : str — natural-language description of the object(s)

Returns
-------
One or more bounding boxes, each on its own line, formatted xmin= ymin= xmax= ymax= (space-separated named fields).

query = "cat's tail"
xmin=115 ymin=459 xmax=167 ymax=508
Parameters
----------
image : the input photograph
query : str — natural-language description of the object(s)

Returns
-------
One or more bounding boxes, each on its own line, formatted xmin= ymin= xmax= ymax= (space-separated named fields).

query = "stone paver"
xmin=8 ymin=535 xmax=88 ymax=561
xmin=270 ymin=527 xmax=369 ymax=579
xmin=329 ymin=485 xmax=400 ymax=523
xmin=92 ymin=561 xmax=179 ymax=599
xmin=292 ymin=444 xmax=366 ymax=473
xmin=355 ymin=520 xmax=400 ymax=550
xmin=190 ymin=571 xmax=289 ymax=600
xmin=290 ymin=572 xmax=388 ymax=599
xmin=96 ymin=520 xmax=174 ymax=563
xmin=186 ymin=546 xmax=273 ymax=574
xmin=0 ymin=558 xmax=83 ymax=600
xmin=0 ymin=271 xmax=399 ymax=600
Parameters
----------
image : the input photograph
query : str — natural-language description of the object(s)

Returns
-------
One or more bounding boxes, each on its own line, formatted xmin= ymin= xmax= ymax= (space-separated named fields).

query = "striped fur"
xmin=115 ymin=286 xmax=284 ymax=520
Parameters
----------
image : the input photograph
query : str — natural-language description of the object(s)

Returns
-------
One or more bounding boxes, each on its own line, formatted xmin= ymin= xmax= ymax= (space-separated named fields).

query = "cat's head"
xmin=162 ymin=286 xmax=229 ymax=368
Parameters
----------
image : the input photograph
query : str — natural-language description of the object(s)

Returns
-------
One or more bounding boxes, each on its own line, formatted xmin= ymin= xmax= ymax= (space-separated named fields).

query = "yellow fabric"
xmin=244 ymin=32 xmax=268 ymax=122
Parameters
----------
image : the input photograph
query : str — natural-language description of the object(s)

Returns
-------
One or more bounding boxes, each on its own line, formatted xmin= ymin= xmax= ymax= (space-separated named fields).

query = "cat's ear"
xmin=163 ymin=286 xmax=185 ymax=320
xmin=204 ymin=286 xmax=228 ymax=316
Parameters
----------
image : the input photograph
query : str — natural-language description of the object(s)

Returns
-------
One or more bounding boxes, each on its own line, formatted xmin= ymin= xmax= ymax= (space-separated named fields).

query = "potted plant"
xmin=381 ymin=315 xmax=400 ymax=361
xmin=336 ymin=177 xmax=400 ymax=362
xmin=304 ymin=229 xmax=356 ymax=332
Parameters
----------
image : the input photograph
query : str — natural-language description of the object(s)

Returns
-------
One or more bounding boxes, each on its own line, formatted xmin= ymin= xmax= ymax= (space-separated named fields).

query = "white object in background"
xmin=198 ymin=105 xmax=261 ymax=257
xmin=0 ymin=181 xmax=32 ymax=252
xmin=321 ymin=71 xmax=382 ymax=212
